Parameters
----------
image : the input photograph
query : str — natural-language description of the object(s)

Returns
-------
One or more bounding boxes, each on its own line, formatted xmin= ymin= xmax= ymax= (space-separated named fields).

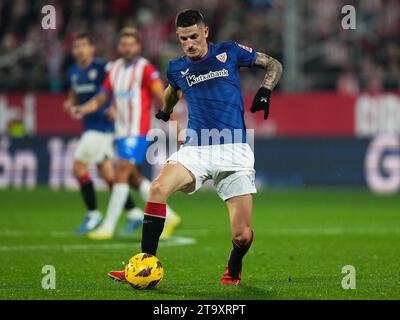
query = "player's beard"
xmin=122 ymin=52 xmax=138 ymax=64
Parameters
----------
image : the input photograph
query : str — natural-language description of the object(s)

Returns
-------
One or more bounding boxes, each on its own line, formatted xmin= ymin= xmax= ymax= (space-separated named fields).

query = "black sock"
xmin=124 ymin=194 xmax=136 ymax=211
xmin=228 ymin=231 xmax=254 ymax=279
xmin=141 ymin=215 xmax=165 ymax=255
xmin=80 ymin=180 xmax=97 ymax=211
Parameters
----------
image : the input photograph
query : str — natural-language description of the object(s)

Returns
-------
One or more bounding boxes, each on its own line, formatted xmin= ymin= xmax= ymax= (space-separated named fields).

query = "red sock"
xmin=144 ymin=202 xmax=166 ymax=218
xmin=76 ymin=173 xmax=96 ymax=211
xmin=233 ymin=229 xmax=254 ymax=248
xmin=106 ymin=180 xmax=113 ymax=189
xmin=77 ymin=173 xmax=91 ymax=185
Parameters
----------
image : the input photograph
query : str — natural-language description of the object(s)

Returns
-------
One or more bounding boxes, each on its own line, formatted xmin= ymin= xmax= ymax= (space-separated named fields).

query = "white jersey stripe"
xmin=110 ymin=59 xmax=123 ymax=88
xmin=132 ymin=58 xmax=145 ymax=136
xmin=127 ymin=62 xmax=139 ymax=136
xmin=114 ymin=61 xmax=129 ymax=137
xmin=120 ymin=64 xmax=132 ymax=136
xmin=110 ymin=61 xmax=124 ymax=137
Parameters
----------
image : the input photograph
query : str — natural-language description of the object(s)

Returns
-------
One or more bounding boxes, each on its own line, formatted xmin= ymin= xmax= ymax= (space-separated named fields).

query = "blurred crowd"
xmin=303 ymin=0 xmax=400 ymax=94
xmin=0 ymin=0 xmax=399 ymax=93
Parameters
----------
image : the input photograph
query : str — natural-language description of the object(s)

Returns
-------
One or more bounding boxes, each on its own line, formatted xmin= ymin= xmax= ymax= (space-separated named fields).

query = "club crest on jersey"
xmin=216 ymin=52 xmax=227 ymax=63
xmin=238 ymin=43 xmax=253 ymax=53
xmin=88 ymin=69 xmax=98 ymax=80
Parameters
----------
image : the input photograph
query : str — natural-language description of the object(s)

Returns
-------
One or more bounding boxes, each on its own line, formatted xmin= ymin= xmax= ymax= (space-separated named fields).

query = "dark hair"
xmin=74 ymin=31 xmax=95 ymax=45
xmin=175 ymin=9 xmax=205 ymax=28
xmin=118 ymin=27 xmax=141 ymax=43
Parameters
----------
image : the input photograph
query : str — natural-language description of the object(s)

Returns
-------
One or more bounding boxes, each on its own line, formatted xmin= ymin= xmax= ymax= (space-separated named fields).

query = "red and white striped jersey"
xmin=102 ymin=57 xmax=161 ymax=138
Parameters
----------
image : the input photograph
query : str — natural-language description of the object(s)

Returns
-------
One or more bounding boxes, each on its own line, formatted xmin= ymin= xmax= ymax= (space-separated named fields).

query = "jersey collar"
xmin=123 ymin=56 xmax=140 ymax=68
xmin=76 ymin=58 xmax=95 ymax=71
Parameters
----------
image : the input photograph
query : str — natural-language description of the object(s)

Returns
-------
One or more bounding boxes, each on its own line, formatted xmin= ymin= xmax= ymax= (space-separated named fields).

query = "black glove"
xmin=155 ymin=109 xmax=172 ymax=122
xmin=250 ymin=87 xmax=271 ymax=120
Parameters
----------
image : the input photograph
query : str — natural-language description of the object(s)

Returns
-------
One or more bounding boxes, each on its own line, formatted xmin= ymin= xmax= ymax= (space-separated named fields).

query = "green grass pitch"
xmin=0 ymin=187 xmax=399 ymax=300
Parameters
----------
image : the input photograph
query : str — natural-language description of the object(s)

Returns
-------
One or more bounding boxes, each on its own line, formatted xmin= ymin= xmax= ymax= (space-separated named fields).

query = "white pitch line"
xmin=1 ymin=227 xmax=400 ymax=238
xmin=0 ymin=236 xmax=196 ymax=252
xmin=260 ymin=227 xmax=400 ymax=236
xmin=0 ymin=229 xmax=210 ymax=238
xmin=0 ymin=230 xmax=71 ymax=237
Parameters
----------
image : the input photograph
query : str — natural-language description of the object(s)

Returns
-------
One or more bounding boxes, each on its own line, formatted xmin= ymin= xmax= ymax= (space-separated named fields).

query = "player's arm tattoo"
xmin=254 ymin=52 xmax=283 ymax=91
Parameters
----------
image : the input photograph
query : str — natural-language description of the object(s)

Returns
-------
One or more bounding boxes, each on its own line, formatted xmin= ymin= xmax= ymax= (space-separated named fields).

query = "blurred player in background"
xmin=64 ymin=32 xmax=141 ymax=235
xmin=72 ymin=27 xmax=181 ymax=240
xmin=108 ymin=10 xmax=282 ymax=285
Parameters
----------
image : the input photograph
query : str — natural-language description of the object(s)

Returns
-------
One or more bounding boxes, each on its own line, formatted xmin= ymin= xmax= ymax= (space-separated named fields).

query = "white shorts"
xmin=167 ymin=143 xmax=256 ymax=201
xmin=74 ymin=130 xmax=114 ymax=164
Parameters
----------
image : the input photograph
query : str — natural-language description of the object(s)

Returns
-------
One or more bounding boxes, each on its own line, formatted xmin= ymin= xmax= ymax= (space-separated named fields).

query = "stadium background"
xmin=1 ymin=0 xmax=399 ymax=194
xmin=0 ymin=0 xmax=400 ymax=300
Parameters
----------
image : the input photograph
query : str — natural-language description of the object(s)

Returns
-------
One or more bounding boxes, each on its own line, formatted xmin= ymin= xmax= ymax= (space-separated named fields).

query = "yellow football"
xmin=124 ymin=253 xmax=164 ymax=289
